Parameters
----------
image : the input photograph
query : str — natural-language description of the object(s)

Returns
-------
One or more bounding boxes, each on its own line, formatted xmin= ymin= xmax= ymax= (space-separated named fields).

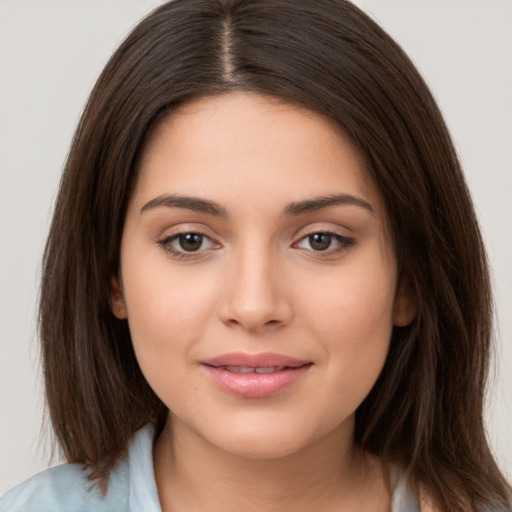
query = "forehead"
xmin=133 ymin=92 xmax=382 ymax=214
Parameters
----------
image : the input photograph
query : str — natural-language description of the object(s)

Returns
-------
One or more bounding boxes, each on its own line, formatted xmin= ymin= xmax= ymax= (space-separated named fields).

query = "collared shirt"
xmin=0 ymin=425 xmax=419 ymax=511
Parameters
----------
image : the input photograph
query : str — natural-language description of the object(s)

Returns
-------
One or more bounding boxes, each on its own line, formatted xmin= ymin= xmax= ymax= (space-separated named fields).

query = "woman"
xmin=1 ymin=1 xmax=510 ymax=510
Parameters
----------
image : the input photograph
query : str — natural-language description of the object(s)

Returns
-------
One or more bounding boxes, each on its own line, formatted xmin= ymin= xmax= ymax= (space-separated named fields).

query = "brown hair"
xmin=39 ymin=0 xmax=511 ymax=510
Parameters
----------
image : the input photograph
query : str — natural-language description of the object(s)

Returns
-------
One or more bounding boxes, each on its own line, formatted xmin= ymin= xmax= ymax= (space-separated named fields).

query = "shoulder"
xmin=0 ymin=460 xmax=129 ymax=512
xmin=0 ymin=424 xmax=158 ymax=512
xmin=391 ymin=469 xmax=444 ymax=512
xmin=390 ymin=465 xmax=421 ymax=512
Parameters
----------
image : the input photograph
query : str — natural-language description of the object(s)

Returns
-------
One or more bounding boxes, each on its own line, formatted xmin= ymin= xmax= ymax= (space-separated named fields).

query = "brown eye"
xmin=308 ymin=233 xmax=332 ymax=251
xmin=158 ymin=231 xmax=218 ymax=257
xmin=178 ymin=233 xmax=204 ymax=252
xmin=295 ymin=231 xmax=356 ymax=256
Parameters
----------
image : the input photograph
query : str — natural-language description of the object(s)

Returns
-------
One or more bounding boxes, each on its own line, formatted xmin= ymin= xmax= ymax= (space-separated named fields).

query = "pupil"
xmin=309 ymin=233 xmax=331 ymax=251
xmin=180 ymin=233 xmax=203 ymax=251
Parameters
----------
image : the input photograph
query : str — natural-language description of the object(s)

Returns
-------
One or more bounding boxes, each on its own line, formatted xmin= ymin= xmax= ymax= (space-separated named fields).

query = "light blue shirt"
xmin=0 ymin=424 xmax=419 ymax=511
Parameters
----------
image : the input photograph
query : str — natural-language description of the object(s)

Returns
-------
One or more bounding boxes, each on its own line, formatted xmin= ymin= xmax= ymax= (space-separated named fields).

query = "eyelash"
xmin=293 ymin=232 xmax=356 ymax=257
xmin=157 ymin=230 xmax=356 ymax=260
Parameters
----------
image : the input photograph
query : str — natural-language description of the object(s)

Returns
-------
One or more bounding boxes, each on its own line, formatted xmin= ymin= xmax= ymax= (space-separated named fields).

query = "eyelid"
xmin=155 ymin=221 xmax=217 ymax=238
xmin=292 ymin=222 xmax=353 ymax=241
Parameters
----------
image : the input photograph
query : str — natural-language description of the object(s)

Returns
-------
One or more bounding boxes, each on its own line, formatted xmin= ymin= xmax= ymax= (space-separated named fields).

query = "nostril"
xmin=224 ymin=316 xmax=285 ymax=333
xmin=218 ymin=280 xmax=293 ymax=331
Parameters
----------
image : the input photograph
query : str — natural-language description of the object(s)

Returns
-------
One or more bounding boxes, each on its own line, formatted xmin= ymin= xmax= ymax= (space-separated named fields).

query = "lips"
xmin=201 ymin=352 xmax=312 ymax=398
xmin=215 ymin=366 xmax=287 ymax=374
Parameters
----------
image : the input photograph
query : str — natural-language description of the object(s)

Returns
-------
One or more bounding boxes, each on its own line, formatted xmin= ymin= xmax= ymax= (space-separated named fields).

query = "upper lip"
xmin=201 ymin=352 xmax=311 ymax=368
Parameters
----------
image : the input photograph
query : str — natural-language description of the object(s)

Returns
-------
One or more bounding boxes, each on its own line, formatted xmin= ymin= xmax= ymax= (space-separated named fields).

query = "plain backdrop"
xmin=1 ymin=0 xmax=511 ymax=494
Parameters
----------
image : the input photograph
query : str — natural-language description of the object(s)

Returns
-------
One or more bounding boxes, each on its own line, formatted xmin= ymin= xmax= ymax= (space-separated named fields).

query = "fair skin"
xmin=111 ymin=92 xmax=416 ymax=511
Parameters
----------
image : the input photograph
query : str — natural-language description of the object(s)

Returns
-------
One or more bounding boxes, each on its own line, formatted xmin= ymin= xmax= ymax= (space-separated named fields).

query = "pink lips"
xmin=201 ymin=352 xmax=312 ymax=398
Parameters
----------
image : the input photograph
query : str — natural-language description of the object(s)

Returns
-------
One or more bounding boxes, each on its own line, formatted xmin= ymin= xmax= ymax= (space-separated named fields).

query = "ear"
xmin=393 ymin=274 xmax=418 ymax=327
xmin=110 ymin=276 xmax=128 ymax=319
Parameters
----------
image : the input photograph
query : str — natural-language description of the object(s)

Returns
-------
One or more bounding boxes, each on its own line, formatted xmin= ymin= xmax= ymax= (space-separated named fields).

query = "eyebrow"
xmin=282 ymin=194 xmax=374 ymax=216
xmin=141 ymin=194 xmax=228 ymax=216
xmin=140 ymin=192 xmax=373 ymax=217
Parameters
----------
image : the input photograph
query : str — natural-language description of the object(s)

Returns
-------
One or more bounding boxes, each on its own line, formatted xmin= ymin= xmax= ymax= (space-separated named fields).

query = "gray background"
xmin=1 ymin=0 xmax=511 ymax=493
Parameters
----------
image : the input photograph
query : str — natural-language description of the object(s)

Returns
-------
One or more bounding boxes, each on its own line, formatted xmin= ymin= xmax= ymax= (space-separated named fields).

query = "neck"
xmin=153 ymin=414 xmax=390 ymax=512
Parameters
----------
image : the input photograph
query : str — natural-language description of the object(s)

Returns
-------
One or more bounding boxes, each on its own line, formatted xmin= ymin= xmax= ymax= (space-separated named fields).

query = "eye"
xmin=174 ymin=233 xmax=207 ymax=252
xmin=157 ymin=232 xmax=218 ymax=258
xmin=295 ymin=232 xmax=355 ymax=255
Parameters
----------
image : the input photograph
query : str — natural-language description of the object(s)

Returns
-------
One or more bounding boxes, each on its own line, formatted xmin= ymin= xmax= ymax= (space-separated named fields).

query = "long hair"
xmin=39 ymin=1 xmax=511 ymax=509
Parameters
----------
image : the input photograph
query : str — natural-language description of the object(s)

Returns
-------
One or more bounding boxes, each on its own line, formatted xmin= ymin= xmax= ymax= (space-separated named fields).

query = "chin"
xmin=216 ymin=434 xmax=309 ymax=460
xmin=202 ymin=417 xmax=341 ymax=461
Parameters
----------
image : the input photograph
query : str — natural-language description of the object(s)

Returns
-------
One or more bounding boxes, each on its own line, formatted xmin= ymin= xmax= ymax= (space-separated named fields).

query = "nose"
xmin=218 ymin=244 xmax=293 ymax=333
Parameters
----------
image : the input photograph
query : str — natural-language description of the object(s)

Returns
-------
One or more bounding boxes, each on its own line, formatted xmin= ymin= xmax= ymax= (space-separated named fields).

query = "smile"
xmin=201 ymin=352 xmax=312 ymax=398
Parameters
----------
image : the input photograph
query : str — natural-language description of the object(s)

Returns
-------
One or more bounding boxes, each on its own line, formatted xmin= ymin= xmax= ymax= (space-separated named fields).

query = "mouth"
xmin=212 ymin=365 xmax=291 ymax=374
xmin=200 ymin=352 xmax=313 ymax=398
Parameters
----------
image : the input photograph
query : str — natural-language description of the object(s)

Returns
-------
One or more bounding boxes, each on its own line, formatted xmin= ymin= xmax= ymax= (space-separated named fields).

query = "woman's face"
xmin=112 ymin=92 xmax=414 ymax=459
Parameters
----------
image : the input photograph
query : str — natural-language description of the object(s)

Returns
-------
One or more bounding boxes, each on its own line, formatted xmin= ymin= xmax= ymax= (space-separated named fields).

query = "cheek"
xmin=300 ymin=255 xmax=396 ymax=393
xmin=120 ymin=258 xmax=218 ymax=373
xmin=305 ymin=255 xmax=396 ymax=336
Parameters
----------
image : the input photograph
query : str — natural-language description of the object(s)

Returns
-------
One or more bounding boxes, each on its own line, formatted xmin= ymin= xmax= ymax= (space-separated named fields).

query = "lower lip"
xmin=202 ymin=365 xmax=312 ymax=398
